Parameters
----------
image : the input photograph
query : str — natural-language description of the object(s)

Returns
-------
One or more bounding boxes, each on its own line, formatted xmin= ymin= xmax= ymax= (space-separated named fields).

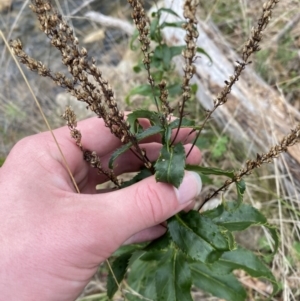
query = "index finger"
xmin=54 ymin=115 xmax=196 ymax=156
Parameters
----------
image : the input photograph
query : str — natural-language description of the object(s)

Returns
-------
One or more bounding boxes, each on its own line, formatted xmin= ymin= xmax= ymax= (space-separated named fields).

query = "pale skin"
xmin=0 ymin=117 xmax=202 ymax=300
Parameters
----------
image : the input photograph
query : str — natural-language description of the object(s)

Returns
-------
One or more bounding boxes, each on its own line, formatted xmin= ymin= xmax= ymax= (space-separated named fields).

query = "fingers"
xmin=11 ymin=123 xmax=201 ymax=195
xmin=77 ymin=171 xmax=202 ymax=249
xmin=124 ymin=225 xmax=167 ymax=245
xmin=33 ymin=115 xmax=200 ymax=193
xmin=53 ymin=116 xmax=196 ymax=159
xmin=79 ymin=143 xmax=201 ymax=193
xmin=124 ymin=199 xmax=196 ymax=244
xmin=109 ymin=143 xmax=201 ymax=175
xmin=53 ymin=117 xmax=122 ymax=156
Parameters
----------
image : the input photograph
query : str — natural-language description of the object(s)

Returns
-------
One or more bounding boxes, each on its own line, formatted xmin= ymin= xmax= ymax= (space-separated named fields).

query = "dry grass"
xmin=0 ymin=0 xmax=133 ymax=157
xmin=197 ymin=1 xmax=300 ymax=300
xmin=1 ymin=0 xmax=300 ymax=300
xmin=199 ymin=0 xmax=300 ymax=109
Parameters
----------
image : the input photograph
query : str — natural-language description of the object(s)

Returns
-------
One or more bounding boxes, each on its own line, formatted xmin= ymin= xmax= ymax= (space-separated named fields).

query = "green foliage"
xmin=127 ymin=7 xmax=211 ymax=105
xmin=107 ymin=251 xmax=133 ymax=298
xmin=4 ymin=102 xmax=27 ymax=121
xmin=0 ymin=158 xmax=5 ymax=167
xmin=127 ymin=110 xmax=163 ymax=133
xmin=186 ymin=165 xmax=247 ymax=208
xmin=194 ymin=134 xmax=229 ymax=159
xmin=155 ymin=143 xmax=185 ymax=188
xmin=204 ymin=202 xmax=278 ymax=254
xmin=109 ymin=125 xmax=163 ymax=169
xmin=293 ymin=241 xmax=300 ymax=258
xmin=105 ymin=6 xmax=279 ymax=301
xmin=211 ymin=136 xmax=229 ymax=159
xmin=108 ymin=204 xmax=278 ymax=301
xmin=125 ymin=256 xmax=157 ymax=301
xmin=190 ymin=259 xmax=247 ymax=301
xmin=7 ymin=0 xmax=283 ymax=300
xmin=120 ymin=168 xmax=152 ymax=188
xmin=254 ymin=33 xmax=300 ymax=105
xmin=168 ymin=212 xmax=235 ymax=263
xmin=155 ymin=248 xmax=193 ymax=301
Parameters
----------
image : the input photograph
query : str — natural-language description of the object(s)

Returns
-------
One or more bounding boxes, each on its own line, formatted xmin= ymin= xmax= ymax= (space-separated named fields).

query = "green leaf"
xmin=107 ymin=251 xmax=132 ymax=299
xmin=112 ymin=245 xmax=144 ymax=257
xmin=144 ymin=232 xmax=172 ymax=252
xmin=126 ymin=257 xmax=157 ymax=301
xmin=155 ymin=143 xmax=185 ymax=188
xmin=152 ymin=45 xmax=191 ymax=71
xmin=140 ymin=250 xmax=167 ymax=262
xmin=169 ymin=117 xmax=195 ymax=129
xmin=157 ymin=7 xmax=181 ymax=18
xmin=265 ymin=225 xmax=279 ymax=255
xmin=214 ymin=247 xmax=279 ymax=295
xmin=168 ymin=211 xmax=235 ymax=263
xmin=198 ymin=173 xmax=213 ymax=185
xmin=182 ymin=211 xmax=235 ymax=251
xmin=204 ymin=202 xmax=279 ymax=254
xmin=150 ymin=15 xmax=160 ymax=41
xmin=128 ymin=250 xmax=147 ymax=267
xmin=293 ymin=242 xmax=300 ymax=259
xmin=211 ymin=136 xmax=228 ymax=159
xmin=165 ymin=117 xmax=199 ymax=146
xmin=130 ymin=29 xmax=140 ymax=51
xmin=168 ymin=82 xmax=182 ymax=96
xmin=108 ymin=142 xmax=132 ymax=169
xmin=140 ymin=237 xmax=172 ymax=262
xmin=204 ymin=202 xmax=267 ymax=231
xmin=170 ymin=45 xmax=185 ymax=57
xmin=189 ymin=259 xmax=247 ymax=301
xmin=160 ymin=21 xmax=185 ymax=29
xmin=125 ymin=84 xmax=160 ymax=104
xmin=191 ymin=83 xmax=198 ymax=94
xmin=235 ymin=180 xmax=246 ymax=207
xmin=121 ymin=168 xmax=153 ymax=188
xmin=185 ymin=166 xmax=246 ymax=207
xmin=108 ymin=125 xmax=163 ymax=168
xmin=136 ymin=125 xmax=163 ymax=141
xmin=133 ymin=65 xmax=142 ymax=73
xmin=195 ymin=136 xmax=210 ymax=149
xmin=197 ymin=47 xmax=213 ymax=64
xmin=221 ymin=247 xmax=276 ymax=278
xmin=152 ymin=45 xmax=172 ymax=69
xmin=155 ymin=248 xmax=193 ymax=301
xmin=185 ymin=164 xmax=235 ymax=179
xmin=162 ymin=124 xmax=172 ymax=144
xmin=127 ymin=110 xmax=163 ymax=134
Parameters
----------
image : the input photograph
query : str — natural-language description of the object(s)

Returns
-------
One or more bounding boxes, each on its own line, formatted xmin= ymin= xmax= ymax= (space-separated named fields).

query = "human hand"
xmin=0 ymin=117 xmax=201 ymax=300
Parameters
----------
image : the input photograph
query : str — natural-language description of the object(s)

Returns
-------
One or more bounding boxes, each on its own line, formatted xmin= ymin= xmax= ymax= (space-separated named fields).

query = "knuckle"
xmin=11 ymin=134 xmax=49 ymax=164
xmin=15 ymin=133 xmax=43 ymax=151
xmin=13 ymin=136 xmax=38 ymax=155
xmin=134 ymin=182 xmax=166 ymax=226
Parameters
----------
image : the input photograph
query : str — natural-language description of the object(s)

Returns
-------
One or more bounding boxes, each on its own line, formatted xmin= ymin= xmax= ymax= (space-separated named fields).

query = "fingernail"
xmin=176 ymin=171 xmax=202 ymax=204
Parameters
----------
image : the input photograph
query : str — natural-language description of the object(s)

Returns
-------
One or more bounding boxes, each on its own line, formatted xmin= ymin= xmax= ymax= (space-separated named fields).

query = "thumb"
xmin=88 ymin=171 xmax=202 ymax=243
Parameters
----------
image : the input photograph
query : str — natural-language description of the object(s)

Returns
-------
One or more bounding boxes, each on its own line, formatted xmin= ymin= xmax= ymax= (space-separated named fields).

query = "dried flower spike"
xmin=127 ymin=0 xmax=160 ymax=111
xmin=201 ymin=123 xmax=300 ymax=209
xmin=10 ymin=0 xmax=153 ymax=170
xmin=62 ymin=106 xmax=121 ymax=188
xmin=187 ymin=0 xmax=279 ymax=157
xmin=172 ymin=0 xmax=199 ymax=145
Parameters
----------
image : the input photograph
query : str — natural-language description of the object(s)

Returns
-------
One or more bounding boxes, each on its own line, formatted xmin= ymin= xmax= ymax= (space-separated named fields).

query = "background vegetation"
xmin=1 ymin=0 xmax=299 ymax=300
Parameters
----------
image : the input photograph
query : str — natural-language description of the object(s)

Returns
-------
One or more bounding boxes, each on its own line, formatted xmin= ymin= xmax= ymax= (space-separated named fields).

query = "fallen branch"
xmin=85 ymin=11 xmax=134 ymax=35
xmin=162 ymin=0 xmax=300 ymax=198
